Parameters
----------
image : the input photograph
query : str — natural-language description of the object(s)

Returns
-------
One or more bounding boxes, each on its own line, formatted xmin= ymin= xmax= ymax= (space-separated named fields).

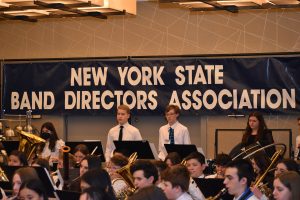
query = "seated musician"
xmin=274 ymin=158 xmax=299 ymax=177
xmin=206 ymin=153 xmax=231 ymax=179
xmin=130 ymin=160 xmax=158 ymax=191
xmin=161 ymin=164 xmax=193 ymax=200
xmin=164 ymin=152 xmax=182 ymax=168
xmin=224 ymin=159 xmax=258 ymax=200
xmin=184 ymin=152 xmax=206 ymax=200
xmin=69 ymin=155 xmax=102 ymax=192
xmin=80 ymin=168 xmax=116 ymax=199
xmin=185 ymin=152 xmax=207 ymax=178
xmin=73 ymin=144 xmax=89 ymax=166
xmin=8 ymin=150 xmax=28 ymax=167
xmin=106 ymin=154 xmax=129 ymax=196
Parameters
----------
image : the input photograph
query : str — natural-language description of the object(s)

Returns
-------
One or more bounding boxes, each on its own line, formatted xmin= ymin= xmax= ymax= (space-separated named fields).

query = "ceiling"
xmin=159 ymin=0 xmax=300 ymax=13
xmin=0 ymin=0 xmax=299 ymax=22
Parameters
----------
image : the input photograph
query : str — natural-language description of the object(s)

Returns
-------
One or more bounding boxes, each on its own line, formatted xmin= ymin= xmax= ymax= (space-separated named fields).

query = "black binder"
xmin=164 ymin=144 xmax=198 ymax=159
xmin=193 ymin=178 xmax=233 ymax=200
xmin=113 ymin=140 xmax=156 ymax=159
xmin=65 ymin=140 xmax=105 ymax=162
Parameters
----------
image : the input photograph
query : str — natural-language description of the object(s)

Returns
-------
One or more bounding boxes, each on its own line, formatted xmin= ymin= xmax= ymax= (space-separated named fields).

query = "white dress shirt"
xmin=294 ymin=135 xmax=300 ymax=160
xmin=158 ymin=121 xmax=191 ymax=160
xmin=41 ymin=139 xmax=65 ymax=160
xmin=105 ymin=122 xmax=142 ymax=161
xmin=177 ymin=192 xmax=194 ymax=200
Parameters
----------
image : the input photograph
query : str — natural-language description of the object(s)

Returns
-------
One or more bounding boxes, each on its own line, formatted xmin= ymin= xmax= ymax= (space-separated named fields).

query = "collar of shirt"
xmin=119 ymin=122 xmax=129 ymax=128
xmin=169 ymin=121 xmax=179 ymax=129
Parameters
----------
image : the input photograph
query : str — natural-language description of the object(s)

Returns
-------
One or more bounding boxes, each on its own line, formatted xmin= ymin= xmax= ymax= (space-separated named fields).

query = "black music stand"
xmin=1 ymin=141 xmax=19 ymax=156
xmin=164 ymin=144 xmax=198 ymax=159
xmin=193 ymin=178 xmax=233 ymax=200
xmin=0 ymin=166 xmax=20 ymax=191
xmin=55 ymin=190 xmax=81 ymax=200
xmin=113 ymin=140 xmax=157 ymax=159
xmin=66 ymin=140 xmax=105 ymax=162
xmin=33 ymin=166 xmax=56 ymax=198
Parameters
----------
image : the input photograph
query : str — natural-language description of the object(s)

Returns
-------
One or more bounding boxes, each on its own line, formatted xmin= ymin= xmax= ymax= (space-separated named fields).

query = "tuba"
xmin=112 ymin=152 xmax=138 ymax=200
xmin=18 ymin=130 xmax=45 ymax=160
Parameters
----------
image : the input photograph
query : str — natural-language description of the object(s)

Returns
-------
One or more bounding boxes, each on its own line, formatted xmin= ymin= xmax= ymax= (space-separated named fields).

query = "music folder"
xmin=66 ymin=140 xmax=105 ymax=162
xmin=164 ymin=144 xmax=198 ymax=159
xmin=193 ymin=178 xmax=233 ymax=200
xmin=113 ymin=140 xmax=157 ymax=159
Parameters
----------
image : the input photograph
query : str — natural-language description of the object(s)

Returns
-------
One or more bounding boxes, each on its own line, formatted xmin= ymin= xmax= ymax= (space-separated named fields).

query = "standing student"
xmin=39 ymin=122 xmax=65 ymax=164
xmin=241 ymin=112 xmax=275 ymax=157
xmin=158 ymin=105 xmax=191 ymax=160
xmin=105 ymin=104 xmax=142 ymax=162
xmin=224 ymin=159 xmax=258 ymax=200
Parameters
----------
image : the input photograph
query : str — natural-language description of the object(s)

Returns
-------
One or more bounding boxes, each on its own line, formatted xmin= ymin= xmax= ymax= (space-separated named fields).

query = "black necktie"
xmin=118 ymin=125 xmax=124 ymax=141
xmin=169 ymin=127 xmax=174 ymax=144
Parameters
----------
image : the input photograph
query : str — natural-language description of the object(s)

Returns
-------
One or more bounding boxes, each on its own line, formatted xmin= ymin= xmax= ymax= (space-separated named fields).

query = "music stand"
xmin=55 ymin=190 xmax=81 ymax=200
xmin=33 ymin=166 xmax=57 ymax=198
xmin=113 ymin=140 xmax=157 ymax=159
xmin=66 ymin=140 xmax=105 ymax=162
xmin=193 ymin=178 xmax=233 ymax=200
xmin=1 ymin=141 xmax=19 ymax=156
xmin=0 ymin=166 xmax=20 ymax=191
xmin=164 ymin=144 xmax=198 ymax=159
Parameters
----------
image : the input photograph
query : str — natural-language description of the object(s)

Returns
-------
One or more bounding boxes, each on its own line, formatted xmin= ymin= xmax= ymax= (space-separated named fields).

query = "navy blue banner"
xmin=2 ymin=56 xmax=300 ymax=115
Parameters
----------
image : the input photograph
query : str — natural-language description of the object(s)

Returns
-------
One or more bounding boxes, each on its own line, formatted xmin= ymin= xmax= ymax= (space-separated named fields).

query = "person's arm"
xmin=158 ymin=127 xmax=166 ymax=160
xmin=105 ymin=131 xmax=114 ymax=162
xmin=183 ymin=127 xmax=191 ymax=144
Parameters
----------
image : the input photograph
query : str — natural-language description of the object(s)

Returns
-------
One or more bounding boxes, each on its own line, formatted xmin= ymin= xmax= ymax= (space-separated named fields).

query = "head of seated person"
xmin=164 ymin=152 xmax=182 ymax=168
xmin=8 ymin=150 xmax=28 ymax=167
xmin=274 ymin=158 xmax=300 ymax=177
xmin=80 ymin=155 xmax=102 ymax=177
xmin=19 ymin=179 xmax=48 ymax=200
xmin=185 ymin=151 xmax=206 ymax=178
xmin=130 ymin=160 xmax=158 ymax=191
xmin=161 ymin=164 xmax=190 ymax=200
xmin=74 ymin=144 xmax=89 ymax=164
xmin=80 ymin=168 xmax=115 ymax=199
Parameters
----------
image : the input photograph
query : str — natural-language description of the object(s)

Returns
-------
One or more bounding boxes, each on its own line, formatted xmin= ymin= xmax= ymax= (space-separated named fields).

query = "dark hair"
xmin=165 ymin=104 xmax=180 ymax=115
xmin=242 ymin=112 xmax=267 ymax=144
xmin=81 ymin=155 xmax=102 ymax=170
xmin=164 ymin=152 xmax=182 ymax=166
xmin=40 ymin=122 xmax=59 ymax=151
xmin=297 ymin=117 xmax=300 ymax=121
xmin=161 ymin=165 xmax=190 ymax=192
xmin=130 ymin=160 xmax=158 ymax=184
xmin=128 ymin=185 xmax=167 ymax=200
xmin=9 ymin=150 xmax=28 ymax=166
xmin=185 ymin=151 xmax=206 ymax=165
xmin=31 ymin=158 xmax=50 ymax=171
xmin=250 ymin=151 xmax=271 ymax=173
xmin=81 ymin=169 xmax=116 ymax=199
xmin=276 ymin=171 xmax=300 ymax=200
xmin=74 ymin=144 xmax=89 ymax=156
xmin=19 ymin=179 xmax=48 ymax=200
xmin=151 ymin=160 xmax=168 ymax=173
xmin=110 ymin=154 xmax=128 ymax=167
xmin=226 ymin=159 xmax=255 ymax=187
xmin=278 ymin=159 xmax=299 ymax=174
xmin=82 ymin=186 xmax=115 ymax=200
xmin=215 ymin=153 xmax=232 ymax=166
